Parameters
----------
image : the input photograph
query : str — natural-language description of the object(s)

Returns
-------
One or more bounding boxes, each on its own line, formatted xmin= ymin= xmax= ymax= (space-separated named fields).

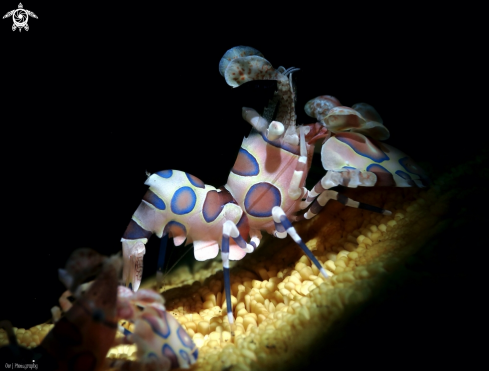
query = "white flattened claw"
xmin=309 ymin=98 xmax=389 ymax=140
xmin=350 ymin=103 xmax=389 ymax=140
xmin=352 ymin=103 xmax=383 ymax=125
xmin=350 ymin=121 xmax=390 ymax=141
xmin=304 ymin=95 xmax=342 ymax=120
xmin=306 ymin=96 xmax=389 ymax=140
xmin=219 ymin=46 xmax=264 ymax=76
xmin=323 ymin=106 xmax=367 ymax=133
xmin=224 ymin=55 xmax=281 ymax=88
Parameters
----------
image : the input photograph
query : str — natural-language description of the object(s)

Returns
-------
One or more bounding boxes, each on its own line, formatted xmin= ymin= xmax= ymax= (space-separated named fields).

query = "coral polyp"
xmin=2 ymin=181 xmax=458 ymax=370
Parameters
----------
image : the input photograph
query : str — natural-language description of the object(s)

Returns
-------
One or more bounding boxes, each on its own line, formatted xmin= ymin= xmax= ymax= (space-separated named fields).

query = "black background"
xmin=0 ymin=1 xmax=481 ymax=366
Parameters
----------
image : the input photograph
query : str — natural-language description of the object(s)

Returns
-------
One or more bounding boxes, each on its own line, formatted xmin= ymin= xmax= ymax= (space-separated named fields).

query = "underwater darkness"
xmin=1 ymin=2 xmax=481 ymax=367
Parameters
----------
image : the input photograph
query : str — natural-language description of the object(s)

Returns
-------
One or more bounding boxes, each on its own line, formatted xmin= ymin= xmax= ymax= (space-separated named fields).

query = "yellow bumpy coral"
xmin=1 ymin=153 xmax=481 ymax=370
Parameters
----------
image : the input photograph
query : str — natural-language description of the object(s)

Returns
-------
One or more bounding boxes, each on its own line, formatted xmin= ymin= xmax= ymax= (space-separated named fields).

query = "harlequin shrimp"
xmin=121 ymin=46 xmax=428 ymax=335
xmin=0 ymin=248 xmax=120 ymax=369
xmin=112 ymin=286 xmax=198 ymax=370
xmin=0 ymin=248 xmax=197 ymax=370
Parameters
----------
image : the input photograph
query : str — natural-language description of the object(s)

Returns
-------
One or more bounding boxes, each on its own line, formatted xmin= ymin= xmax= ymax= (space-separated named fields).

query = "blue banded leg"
xmin=300 ymin=169 xmax=378 ymax=210
xmin=300 ymin=179 xmax=325 ymax=210
xmin=221 ymin=220 xmax=253 ymax=335
xmin=299 ymin=189 xmax=391 ymax=221
xmin=221 ymin=221 xmax=234 ymax=335
xmin=288 ymin=126 xmax=309 ymax=201
xmin=156 ymin=234 xmax=169 ymax=290
xmin=249 ymin=229 xmax=262 ymax=252
xmin=273 ymin=218 xmax=287 ymax=239
xmin=272 ymin=207 xmax=330 ymax=279
xmin=118 ymin=324 xmax=133 ymax=337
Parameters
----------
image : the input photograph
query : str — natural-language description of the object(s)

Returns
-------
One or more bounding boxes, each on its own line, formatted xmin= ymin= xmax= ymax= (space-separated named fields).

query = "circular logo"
xmin=13 ymin=9 xmax=28 ymax=27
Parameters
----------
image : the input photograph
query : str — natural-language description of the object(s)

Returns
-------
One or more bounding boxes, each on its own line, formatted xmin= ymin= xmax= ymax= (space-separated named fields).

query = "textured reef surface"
xmin=1 ymin=150 xmax=484 ymax=369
